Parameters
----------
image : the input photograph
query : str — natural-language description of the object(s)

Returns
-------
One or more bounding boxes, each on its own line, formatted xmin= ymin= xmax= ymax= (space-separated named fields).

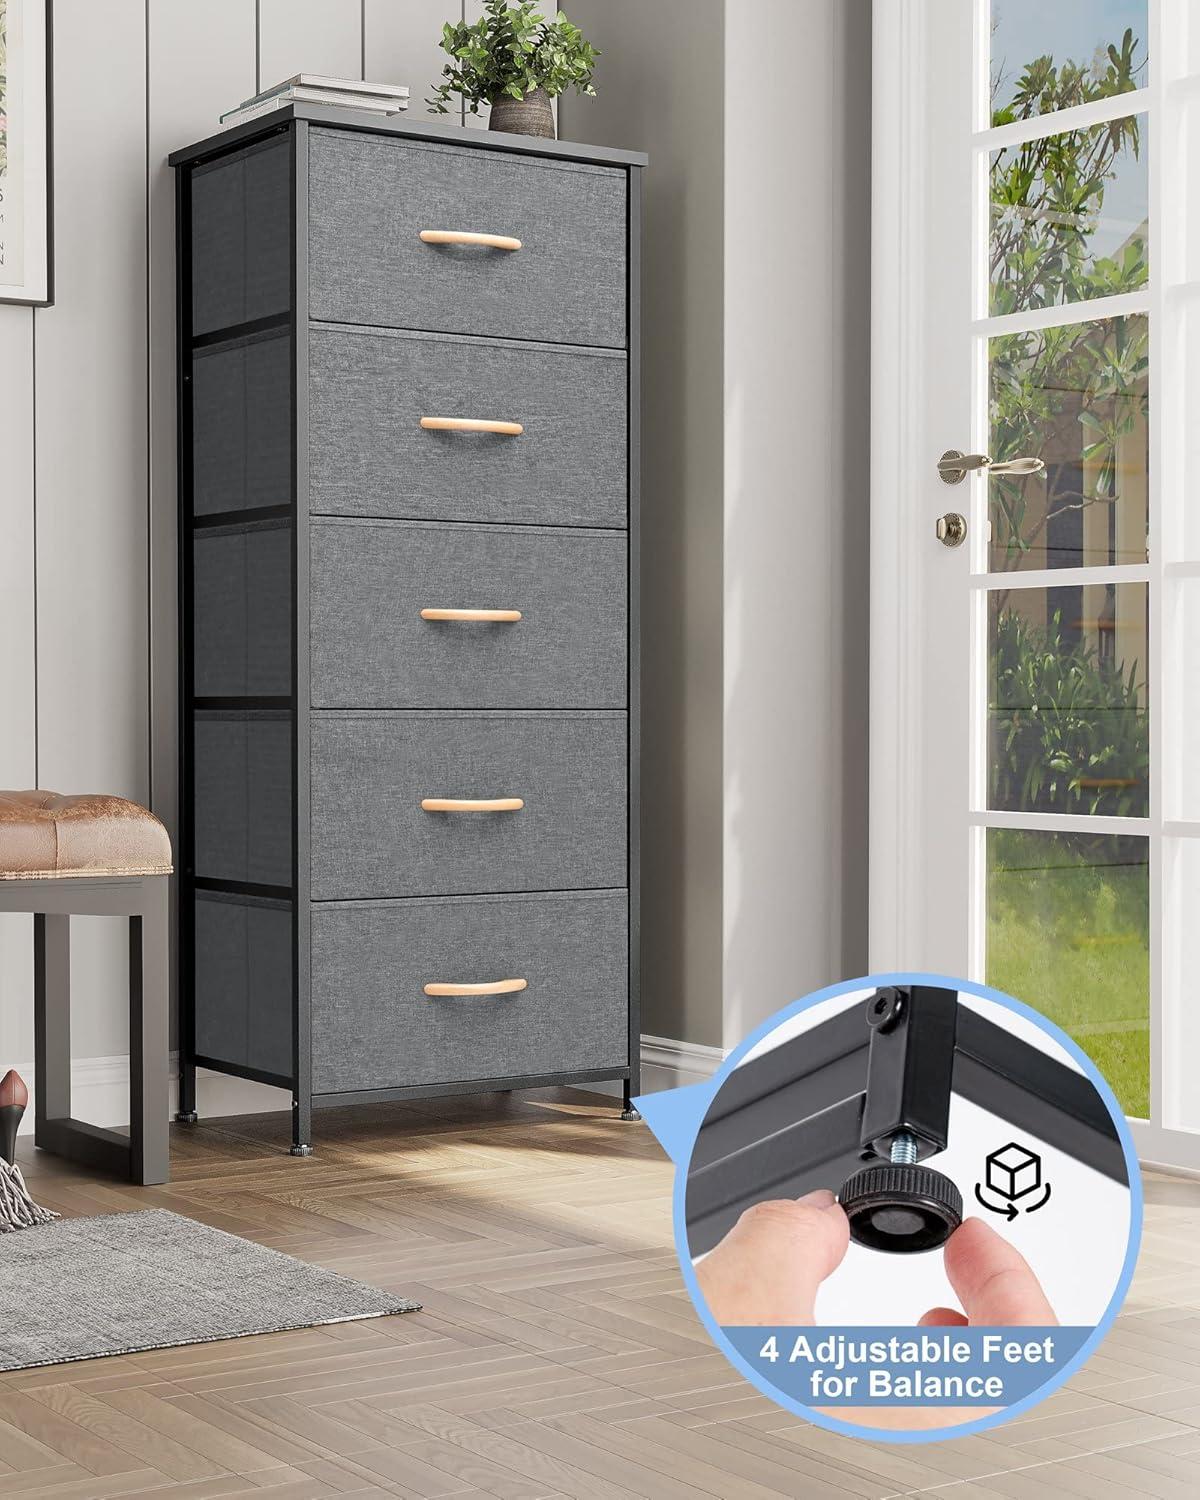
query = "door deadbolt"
xmin=936 ymin=512 xmax=967 ymax=547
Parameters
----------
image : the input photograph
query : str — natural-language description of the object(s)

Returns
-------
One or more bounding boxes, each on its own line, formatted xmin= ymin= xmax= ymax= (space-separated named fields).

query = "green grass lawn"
xmin=986 ymin=829 xmax=1149 ymax=1119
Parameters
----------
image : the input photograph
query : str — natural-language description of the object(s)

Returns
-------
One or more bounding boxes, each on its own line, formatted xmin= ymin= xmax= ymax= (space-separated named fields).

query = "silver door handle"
xmin=937 ymin=449 xmax=1045 ymax=484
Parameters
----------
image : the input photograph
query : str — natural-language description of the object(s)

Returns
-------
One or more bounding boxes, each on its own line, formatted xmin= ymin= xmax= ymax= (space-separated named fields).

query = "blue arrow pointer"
xmin=633 ymin=1081 xmax=720 ymax=1166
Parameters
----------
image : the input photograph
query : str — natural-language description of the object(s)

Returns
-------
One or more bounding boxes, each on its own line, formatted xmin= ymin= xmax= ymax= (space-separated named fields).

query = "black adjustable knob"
xmin=839 ymin=1162 xmax=963 ymax=1253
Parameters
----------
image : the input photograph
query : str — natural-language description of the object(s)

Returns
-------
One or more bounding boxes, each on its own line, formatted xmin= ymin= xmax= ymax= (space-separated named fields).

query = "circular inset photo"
xmin=679 ymin=976 xmax=1141 ymax=1441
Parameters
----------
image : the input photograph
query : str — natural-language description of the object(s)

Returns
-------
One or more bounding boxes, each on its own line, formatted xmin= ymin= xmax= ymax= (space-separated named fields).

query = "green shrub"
xmin=990 ymin=607 xmax=1148 ymax=819
xmin=428 ymin=0 xmax=598 ymax=115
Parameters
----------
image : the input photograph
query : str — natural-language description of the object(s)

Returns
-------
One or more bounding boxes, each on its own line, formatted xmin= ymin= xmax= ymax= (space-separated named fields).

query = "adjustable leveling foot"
xmin=837 ymin=987 xmax=962 ymax=1254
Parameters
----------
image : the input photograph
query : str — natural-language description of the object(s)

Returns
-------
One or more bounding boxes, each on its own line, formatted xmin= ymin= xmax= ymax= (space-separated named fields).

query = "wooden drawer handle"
xmin=419 ymin=229 xmax=522 ymax=252
xmin=420 ymin=797 xmax=524 ymax=813
xmin=420 ymin=416 xmax=524 ymax=436
xmin=420 ymin=608 xmax=522 ymax=622
xmin=424 ymin=978 xmax=528 ymax=997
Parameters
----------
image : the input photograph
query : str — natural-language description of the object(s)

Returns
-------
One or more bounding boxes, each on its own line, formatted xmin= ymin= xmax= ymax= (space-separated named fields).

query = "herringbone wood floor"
xmin=2 ymin=1090 xmax=1200 ymax=1498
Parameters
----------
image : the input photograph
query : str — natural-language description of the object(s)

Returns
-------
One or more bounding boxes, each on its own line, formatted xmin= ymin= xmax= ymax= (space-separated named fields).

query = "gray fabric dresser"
xmin=171 ymin=107 xmax=644 ymax=1151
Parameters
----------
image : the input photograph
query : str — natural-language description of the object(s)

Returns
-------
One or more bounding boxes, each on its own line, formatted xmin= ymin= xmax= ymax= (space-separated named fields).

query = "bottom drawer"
xmin=311 ymin=889 xmax=628 ymax=1094
xmin=194 ymin=892 xmax=293 ymax=1080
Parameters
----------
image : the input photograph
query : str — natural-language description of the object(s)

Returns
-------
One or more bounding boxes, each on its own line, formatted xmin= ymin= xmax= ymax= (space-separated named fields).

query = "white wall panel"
xmin=462 ymin=0 xmax=491 ymax=130
xmin=34 ymin=0 xmax=149 ymax=1062
xmin=0 ymin=311 xmax=35 ymax=788
xmin=562 ymin=0 xmax=727 ymax=1048
xmin=723 ymin=0 xmax=871 ymax=1043
xmin=562 ymin=0 xmax=872 ymax=1049
xmin=0 ymin=307 xmax=36 ymax=1066
xmin=365 ymin=0 xmax=462 ymax=120
xmin=258 ymin=0 xmax=363 ymax=89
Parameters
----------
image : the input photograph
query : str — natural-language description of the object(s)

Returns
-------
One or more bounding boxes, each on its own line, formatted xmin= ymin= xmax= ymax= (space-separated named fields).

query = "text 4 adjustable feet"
xmin=838 ymin=988 xmax=963 ymax=1253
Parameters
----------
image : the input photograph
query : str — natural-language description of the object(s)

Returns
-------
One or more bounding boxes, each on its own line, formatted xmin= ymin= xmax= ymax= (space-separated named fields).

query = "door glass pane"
xmin=989 ymin=314 xmax=1148 ymax=572
xmin=991 ymin=1 xmax=1148 ymax=126
xmin=990 ymin=118 xmax=1147 ymax=315
xmin=987 ymin=829 xmax=1149 ymax=1116
xmin=989 ymin=582 xmax=1148 ymax=817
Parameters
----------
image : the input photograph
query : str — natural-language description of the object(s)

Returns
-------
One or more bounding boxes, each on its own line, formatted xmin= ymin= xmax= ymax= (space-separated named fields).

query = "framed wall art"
xmin=0 ymin=0 xmax=51 ymax=306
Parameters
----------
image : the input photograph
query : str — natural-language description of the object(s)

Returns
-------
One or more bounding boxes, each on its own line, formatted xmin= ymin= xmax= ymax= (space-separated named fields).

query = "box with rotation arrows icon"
xmin=986 ymin=1142 xmax=1041 ymax=1202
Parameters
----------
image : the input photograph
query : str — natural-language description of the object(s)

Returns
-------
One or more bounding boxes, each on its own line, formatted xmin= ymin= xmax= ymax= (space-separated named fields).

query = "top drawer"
xmin=308 ymin=129 xmax=627 ymax=349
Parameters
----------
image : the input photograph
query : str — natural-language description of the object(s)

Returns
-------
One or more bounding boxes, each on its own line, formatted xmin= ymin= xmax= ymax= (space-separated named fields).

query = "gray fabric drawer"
xmin=308 ymin=129 xmax=626 ymax=349
xmin=191 ymin=136 xmax=291 ymax=337
xmin=194 ymin=892 xmax=293 ymax=1078
xmin=193 ymin=712 xmax=292 ymax=887
xmin=310 ymin=519 xmax=627 ymax=709
xmin=192 ymin=331 xmax=292 ymax=517
xmin=311 ymin=889 xmax=628 ymax=1093
xmin=194 ymin=523 xmax=291 ymax=699
xmin=310 ymin=711 xmax=626 ymax=900
xmin=308 ymin=326 xmax=627 ymax=528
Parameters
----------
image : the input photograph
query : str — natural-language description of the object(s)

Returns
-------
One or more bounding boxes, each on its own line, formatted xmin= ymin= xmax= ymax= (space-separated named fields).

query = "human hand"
xmin=920 ymin=1215 xmax=1057 ymax=1327
xmin=837 ymin=1216 xmax=1056 ymax=1432
xmin=693 ymin=1189 xmax=850 ymax=1325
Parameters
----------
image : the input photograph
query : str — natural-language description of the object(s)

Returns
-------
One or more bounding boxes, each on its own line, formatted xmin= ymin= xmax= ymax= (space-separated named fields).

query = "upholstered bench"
xmin=0 ymin=791 xmax=171 ymax=1185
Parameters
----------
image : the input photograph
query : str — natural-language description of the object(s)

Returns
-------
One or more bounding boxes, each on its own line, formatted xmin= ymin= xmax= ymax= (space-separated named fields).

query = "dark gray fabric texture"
xmin=308 ymin=326 xmax=627 ymax=528
xmin=0 ymin=1209 xmax=417 ymax=1372
xmin=194 ymin=892 xmax=293 ymax=1077
xmin=194 ymin=523 xmax=292 ymax=698
xmin=308 ymin=128 xmax=626 ymax=348
xmin=193 ymin=713 xmax=292 ymax=887
xmin=310 ymin=519 xmax=627 ymax=709
xmin=191 ymin=136 xmax=292 ymax=336
xmin=310 ymin=711 xmax=627 ymax=900
xmin=192 ymin=331 xmax=292 ymax=516
xmin=311 ymin=888 xmax=628 ymax=1092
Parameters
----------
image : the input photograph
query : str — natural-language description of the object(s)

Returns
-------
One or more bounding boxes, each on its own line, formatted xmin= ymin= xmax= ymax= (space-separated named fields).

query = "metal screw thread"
xmin=890 ymin=1132 xmax=918 ymax=1166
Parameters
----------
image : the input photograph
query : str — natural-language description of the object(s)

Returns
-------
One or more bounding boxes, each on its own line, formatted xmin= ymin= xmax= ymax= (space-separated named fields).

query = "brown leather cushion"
xmin=0 ymin=791 xmax=172 ymax=879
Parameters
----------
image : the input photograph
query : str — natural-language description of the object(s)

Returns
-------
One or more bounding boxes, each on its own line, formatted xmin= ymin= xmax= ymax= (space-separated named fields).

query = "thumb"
xmin=943 ymin=1218 xmax=1057 ymax=1326
xmin=694 ymin=1190 xmax=850 ymax=1326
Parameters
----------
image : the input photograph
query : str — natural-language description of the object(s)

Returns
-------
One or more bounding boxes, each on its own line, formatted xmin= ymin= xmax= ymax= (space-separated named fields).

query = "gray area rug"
xmin=0 ymin=1208 xmax=419 ymax=1372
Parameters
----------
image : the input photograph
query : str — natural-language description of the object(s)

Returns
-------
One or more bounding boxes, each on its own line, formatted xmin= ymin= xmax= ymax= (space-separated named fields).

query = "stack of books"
xmin=221 ymin=75 xmax=410 ymax=128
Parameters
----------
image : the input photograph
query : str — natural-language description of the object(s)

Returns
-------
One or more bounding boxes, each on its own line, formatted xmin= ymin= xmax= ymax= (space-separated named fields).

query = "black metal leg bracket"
xmin=840 ymin=987 xmax=963 ymax=1253
xmin=684 ymin=984 xmax=1127 ymax=1258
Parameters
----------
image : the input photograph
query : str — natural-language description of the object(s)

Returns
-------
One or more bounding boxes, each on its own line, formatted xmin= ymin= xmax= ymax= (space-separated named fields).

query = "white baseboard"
xmin=568 ymin=1034 xmax=727 ymax=1100
xmin=637 ymin=1033 xmax=726 ymax=1091
xmin=8 ymin=1035 xmax=724 ymax=1134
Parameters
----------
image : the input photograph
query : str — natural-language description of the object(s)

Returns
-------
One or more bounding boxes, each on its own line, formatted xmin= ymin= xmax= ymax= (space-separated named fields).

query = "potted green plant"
xmin=427 ymin=0 xmax=598 ymax=140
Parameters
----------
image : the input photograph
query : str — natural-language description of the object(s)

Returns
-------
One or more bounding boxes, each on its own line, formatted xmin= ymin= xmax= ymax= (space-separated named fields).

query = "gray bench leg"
xmin=131 ymin=878 xmax=169 ymax=1185
xmin=34 ymin=914 xmax=72 ymax=1131
xmin=32 ymin=879 xmax=170 ymax=1187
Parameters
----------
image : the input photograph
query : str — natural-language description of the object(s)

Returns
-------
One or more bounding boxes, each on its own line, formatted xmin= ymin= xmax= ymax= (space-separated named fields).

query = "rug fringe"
xmin=0 ymin=1160 xmax=58 ymax=1231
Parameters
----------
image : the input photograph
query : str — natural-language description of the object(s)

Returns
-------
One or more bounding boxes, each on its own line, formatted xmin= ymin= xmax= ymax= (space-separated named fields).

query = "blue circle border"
xmin=669 ymin=970 xmax=1144 ymax=1445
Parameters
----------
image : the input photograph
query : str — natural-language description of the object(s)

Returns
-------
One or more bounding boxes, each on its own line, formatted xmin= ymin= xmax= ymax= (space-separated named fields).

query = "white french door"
xmin=871 ymin=0 xmax=1200 ymax=1167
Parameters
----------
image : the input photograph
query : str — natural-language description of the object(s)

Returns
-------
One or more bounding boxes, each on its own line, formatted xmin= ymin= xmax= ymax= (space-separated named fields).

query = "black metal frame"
xmin=290 ymin=119 xmax=314 ymax=1155
xmin=175 ymin=157 xmax=197 ymax=1125
xmin=172 ymin=108 xmax=645 ymax=1152
xmin=685 ymin=985 xmax=1128 ymax=1255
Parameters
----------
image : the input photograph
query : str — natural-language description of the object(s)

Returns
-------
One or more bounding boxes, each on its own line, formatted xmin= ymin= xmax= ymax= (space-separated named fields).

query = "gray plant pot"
xmin=488 ymin=87 xmax=556 ymax=139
